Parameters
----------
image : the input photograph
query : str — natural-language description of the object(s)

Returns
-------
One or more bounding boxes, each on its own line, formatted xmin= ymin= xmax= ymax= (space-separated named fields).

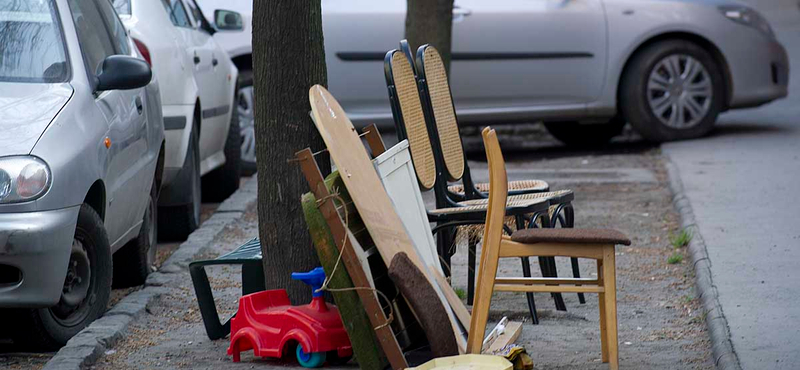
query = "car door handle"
xmin=212 ymin=57 xmax=218 ymax=67
xmin=135 ymin=96 xmax=143 ymax=115
xmin=194 ymin=55 xmax=201 ymax=65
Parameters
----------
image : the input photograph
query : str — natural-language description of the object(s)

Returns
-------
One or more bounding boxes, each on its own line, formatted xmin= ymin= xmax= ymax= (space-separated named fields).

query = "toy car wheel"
xmin=296 ymin=344 xmax=326 ymax=368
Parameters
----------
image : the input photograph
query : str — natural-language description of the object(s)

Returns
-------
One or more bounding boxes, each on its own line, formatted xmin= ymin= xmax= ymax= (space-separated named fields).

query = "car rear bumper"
xmin=728 ymin=38 xmax=790 ymax=109
xmin=0 ymin=206 xmax=78 ymax=307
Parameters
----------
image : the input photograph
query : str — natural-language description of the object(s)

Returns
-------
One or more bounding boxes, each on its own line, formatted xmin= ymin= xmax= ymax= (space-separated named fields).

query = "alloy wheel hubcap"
xmin=647 ymin=54 xmax=712 ymax=129
xmin=238 ymin=86 xmax=256 ymax=165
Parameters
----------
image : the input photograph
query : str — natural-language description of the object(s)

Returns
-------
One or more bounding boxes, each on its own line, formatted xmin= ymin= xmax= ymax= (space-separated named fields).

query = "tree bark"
xmin=252 ymin=0 xmax=329 ymax=304
xmin=405 ymin=0 xmax=454 ymax=73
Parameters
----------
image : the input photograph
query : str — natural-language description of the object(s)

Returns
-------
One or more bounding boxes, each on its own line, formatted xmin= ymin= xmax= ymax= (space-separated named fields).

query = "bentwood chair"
xmin=470 ymin=127 xmax=629 ymax=370
xmin=408 ymin=43 xmax=589 ymax=307
xmin=385 ymin=49 xmax=573 ymax=321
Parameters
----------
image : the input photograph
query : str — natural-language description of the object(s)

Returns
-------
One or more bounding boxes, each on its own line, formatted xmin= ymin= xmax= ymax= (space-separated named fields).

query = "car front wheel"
xmin=10 ymin=204 xmax=112 ymax=349
xmin=619 ymin=40 xmax=724 ymax=142
xmin=237 ymin=70 xmax=256 ymax=175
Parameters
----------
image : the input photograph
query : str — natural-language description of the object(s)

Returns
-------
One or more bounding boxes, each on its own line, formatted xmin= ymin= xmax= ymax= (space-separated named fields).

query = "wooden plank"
xmin=484 ymin=321 xmax=523 ymax=354
xmin=296 ymin=148 xmax=408 ymax=369
xmin=362 ymin=124 xmax=387 ymax=156
xmin=494 ymin=284 xmax=604 ymax=294
xmin=302 ymin=192 xmax=386 ymax=370
xmin=309 ymin=85 xmax=468 ymax=351
xmin=481 ymin=317 xmax=508 ymax=350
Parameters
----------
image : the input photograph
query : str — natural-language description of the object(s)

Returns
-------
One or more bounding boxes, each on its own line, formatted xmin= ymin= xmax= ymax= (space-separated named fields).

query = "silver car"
xmin=0 ymin=0 xmax=163 ymax=348
xmin=323 ymin=0 xmax=789 ymax=144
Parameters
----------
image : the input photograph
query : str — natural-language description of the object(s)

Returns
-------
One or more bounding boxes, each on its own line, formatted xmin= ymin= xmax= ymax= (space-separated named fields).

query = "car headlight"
xmin=0 ymin=156 xmax=51 ymax=204
xmin=719 ymin=5 xmax=775 ymax=38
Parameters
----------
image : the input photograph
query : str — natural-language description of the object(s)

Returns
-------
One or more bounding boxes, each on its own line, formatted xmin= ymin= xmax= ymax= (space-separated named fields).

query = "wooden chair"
xmin=411 ymin=44 xmax=588 ymax=308
xmin=384 ymin=47 xmax=579 ymax=318
xmin=469 ymin=127 xmax=629 ymax=369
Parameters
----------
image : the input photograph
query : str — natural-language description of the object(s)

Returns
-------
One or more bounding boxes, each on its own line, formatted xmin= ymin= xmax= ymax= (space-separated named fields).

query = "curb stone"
xmin=42 ymin=176 xmax=259 ymax=370
xmin=664 ymin=159 xmax=741 ymax=370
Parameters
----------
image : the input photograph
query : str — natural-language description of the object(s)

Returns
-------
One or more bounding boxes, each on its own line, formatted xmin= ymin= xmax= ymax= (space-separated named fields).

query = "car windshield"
xmin=0 ymin=0 xmax=68 ymax=83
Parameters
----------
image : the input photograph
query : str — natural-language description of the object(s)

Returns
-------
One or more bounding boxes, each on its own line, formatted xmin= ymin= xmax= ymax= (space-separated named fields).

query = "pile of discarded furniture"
xmin=190 ymin=41 xmax=630 ymax=370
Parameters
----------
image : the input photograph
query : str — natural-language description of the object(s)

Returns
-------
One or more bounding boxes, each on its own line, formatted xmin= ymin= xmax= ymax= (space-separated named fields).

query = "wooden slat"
xmin=483 ymin=321 xmax=523 ymax=354
xmin=494 ymin=277 xmax=599 ymax=285
xmin=309 ymin=85 xmax=468 ymax=352
xmin=362 ymin=124 xmax=387 ymax=156
xmin=499 ymin=239 xmax=605 ymax=260
xmin=494 ymin=284 xmax=604 ymax=294
xmin=297 ymin=148 xmax=408 ymax=369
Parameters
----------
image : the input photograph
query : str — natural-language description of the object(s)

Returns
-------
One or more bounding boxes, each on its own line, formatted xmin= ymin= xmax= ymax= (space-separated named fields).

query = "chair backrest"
xmin=416 ymin=45 xmax=466 ymax=182
xmin=467 ymin=127 xmax=508 ymax=353
xmin=384 ymin=49 xmax=438 ymax=191
xmin=481 ymin=127 xmax=508 ymax=252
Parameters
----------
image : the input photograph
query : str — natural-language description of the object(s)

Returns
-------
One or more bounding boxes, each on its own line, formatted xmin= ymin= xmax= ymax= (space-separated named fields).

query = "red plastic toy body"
xmin=227 ymin=289 xmax=353 ymax=366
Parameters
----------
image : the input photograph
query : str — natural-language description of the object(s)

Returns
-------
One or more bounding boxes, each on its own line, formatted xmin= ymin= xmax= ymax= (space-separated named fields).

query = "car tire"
xmin=543 ymin=118 xmax=626 ymax=147
xmin=202 ymin=94 xmax=242 ymax=202
xmin=158 ymin=126 xmax=201 ymax=240
xmin=619 ymin=40 xmax=724 ymax=142
xmin=112 ymin=177 xmax=158 ymax=288
xmin=10 ymin=204 xmax=112 ymax=350
xmin=237 ymin=70 xmax=257 ymax=176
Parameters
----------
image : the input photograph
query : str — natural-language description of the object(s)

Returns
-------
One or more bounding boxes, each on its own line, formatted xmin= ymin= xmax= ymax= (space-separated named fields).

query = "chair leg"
xmin=515 ymin=215 xmax=539 ymax=323
xmin=468 ymin=240 xmax=476 ymax=305
xmin=527 ymin=214 xmax=566 ymax=311
xmin=558 ymin=204 xmax=585 ymax=304
xmin=603 ymin=246 xmax=619 ymax=370
xmin=598 ymin=259 xmax=608 ymax=363
xmin=520 ymin=257 xmax=539 ymax=325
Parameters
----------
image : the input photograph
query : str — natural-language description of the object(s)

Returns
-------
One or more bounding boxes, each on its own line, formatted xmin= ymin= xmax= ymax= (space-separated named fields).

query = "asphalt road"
xmin=662 ymin=1 xmax=800 ymax=368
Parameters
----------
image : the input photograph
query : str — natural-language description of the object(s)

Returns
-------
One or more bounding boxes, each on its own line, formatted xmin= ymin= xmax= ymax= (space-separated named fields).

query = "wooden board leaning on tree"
xmin=296 ymin=148 xmax=408 ymax=369
xmin=308 ymin=85 xmax=468 ymax=351
xmin=302 ymin=190 xmax=386 ymax=370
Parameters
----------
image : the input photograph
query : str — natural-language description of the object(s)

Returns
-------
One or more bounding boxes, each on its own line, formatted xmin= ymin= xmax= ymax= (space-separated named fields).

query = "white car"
xmin=113 ymin=0 xmax=243 ymax=239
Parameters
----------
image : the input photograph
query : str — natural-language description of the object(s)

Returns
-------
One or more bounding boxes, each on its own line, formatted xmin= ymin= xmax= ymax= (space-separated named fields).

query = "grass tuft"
xmin=670 ymin=229 xmax=693 ymax=249
xmin=455 ymin=287 xmax=467 ymax=300
xmin=668 ymin=252 xmax=684 ymax=264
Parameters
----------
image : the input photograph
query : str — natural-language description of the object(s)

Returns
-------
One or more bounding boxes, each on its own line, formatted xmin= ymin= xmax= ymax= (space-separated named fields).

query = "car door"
xmin=449 ymin=0 xmax=608 ymax=112
xmin=68 ymin=0 xmax=150 ymax=244
xmin=323 ymin=0 xmax=406 ymax=124
xmin=181 ymin=0 xmax=228 ymax=167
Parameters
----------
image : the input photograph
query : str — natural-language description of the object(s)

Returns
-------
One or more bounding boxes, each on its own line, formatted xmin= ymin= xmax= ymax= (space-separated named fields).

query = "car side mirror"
xmin=214 ymin=9 xmax=243 ymax=31
xmin=95 ymin=55 xmax=151 ymax=91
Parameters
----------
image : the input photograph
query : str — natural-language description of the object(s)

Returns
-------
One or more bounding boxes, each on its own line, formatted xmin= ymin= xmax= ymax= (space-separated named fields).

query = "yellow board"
xmin=308 ymin=85 xmax=468 ymax=351
xmin=409 ymin=355 xmax=513 ymax=370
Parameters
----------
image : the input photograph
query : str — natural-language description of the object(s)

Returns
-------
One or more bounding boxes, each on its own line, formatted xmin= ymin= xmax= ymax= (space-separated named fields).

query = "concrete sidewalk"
xmin=663 ymin=1 xmax=800 ymax=368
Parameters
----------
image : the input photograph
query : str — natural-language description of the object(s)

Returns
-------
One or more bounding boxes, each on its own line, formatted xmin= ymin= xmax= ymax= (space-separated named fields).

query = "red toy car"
xmin=228 ymin=268 xmax=353 ymax=367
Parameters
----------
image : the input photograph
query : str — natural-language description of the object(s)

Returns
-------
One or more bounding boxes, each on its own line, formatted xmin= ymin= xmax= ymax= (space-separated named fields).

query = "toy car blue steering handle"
xmin=291 ymin=267 xmax=327 ymax=297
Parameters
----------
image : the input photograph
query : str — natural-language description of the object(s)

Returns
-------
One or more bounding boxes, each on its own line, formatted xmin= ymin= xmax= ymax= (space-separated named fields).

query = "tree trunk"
xmin=405 ymin=0 xmax=454 ymax=73
xmin=252 ymin=0 xmax=329 ymax=304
